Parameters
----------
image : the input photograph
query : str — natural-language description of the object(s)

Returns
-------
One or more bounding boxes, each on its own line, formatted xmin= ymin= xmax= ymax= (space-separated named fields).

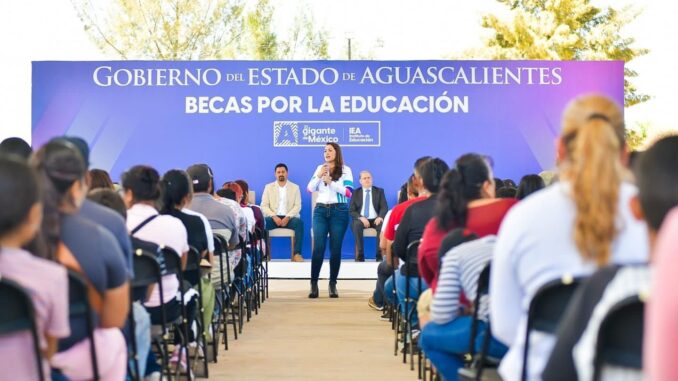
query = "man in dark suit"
xmin=350 ymin=170 xmax=388 ymax=261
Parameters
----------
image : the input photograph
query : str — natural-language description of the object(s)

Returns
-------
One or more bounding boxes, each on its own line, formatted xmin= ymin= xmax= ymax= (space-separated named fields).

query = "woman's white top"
xmin=307 ymin=164 xmax=354 ymax=204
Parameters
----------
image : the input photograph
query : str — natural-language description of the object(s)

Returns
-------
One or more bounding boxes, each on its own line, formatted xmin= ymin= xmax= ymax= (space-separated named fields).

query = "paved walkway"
xmin=210 ymin=280 xmax=415 ymax=381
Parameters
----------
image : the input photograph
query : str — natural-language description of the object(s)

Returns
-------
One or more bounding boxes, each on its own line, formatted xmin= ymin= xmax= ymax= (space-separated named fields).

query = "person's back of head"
xmin=516 ymin=174 xmax=545 ymax=200
xmin=222 ymin=182 xmax=243 ymax=204
xmin=0 ymin=156 xmax=41 ymax=246
xmin=633 ymin=135 xmax=678 ymax=233
xmin=235 ymin=179 xmax=250 ymax=205
xmin=407 ymin=174 xmax=419 ymax=200
xmin=160 ymin=169 xmax=192 ymax=214
xmin=217 ymin=188 xmax=237 ymax=201
xmin=560 ymin=94 xmax=626 ymax=267
xmin=30 ymin=140 xmax=87 ymax=260
xmin=420 ymin=157 xmax=449 ymax=194
xmin=0 ymin=137 xmax=32 ymax=160
xmin=186 ymin=163 xmax=213 ymax=194
xmin=496 ymin=187 xmax=517 ymax=199
xmin=503 ymin=179 xmax=516 ymax=188
xmin=121 ymin=165 xmax=160 ymax=206
xmin=88 ymin=169 xmax=114 ymax=190
xmin=494 ymin=178 xmax=505 ymax=193
xmin=87 ymin=188 xmax=127 ymax=219
xmin=436 ymin=153 xmax=494 ymax=229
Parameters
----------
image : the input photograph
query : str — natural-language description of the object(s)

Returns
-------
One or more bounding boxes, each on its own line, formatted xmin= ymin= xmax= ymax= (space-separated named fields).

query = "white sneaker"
xmin=144 ymin=371 xmax=162 ymax=381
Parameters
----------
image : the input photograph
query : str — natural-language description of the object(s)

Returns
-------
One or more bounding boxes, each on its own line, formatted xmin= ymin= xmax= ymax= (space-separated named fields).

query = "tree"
xmin=474 ymin=0 xmax=649 ymax=107
xmin=71 ymin=0 xmax=328 ymax=60
xmin=626 ymin=121 xmax=649 ymax=151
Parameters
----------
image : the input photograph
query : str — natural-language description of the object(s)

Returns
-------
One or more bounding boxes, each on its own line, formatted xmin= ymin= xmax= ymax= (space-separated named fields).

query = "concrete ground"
xmin=209 ymin=280 xmax=416 ymax=381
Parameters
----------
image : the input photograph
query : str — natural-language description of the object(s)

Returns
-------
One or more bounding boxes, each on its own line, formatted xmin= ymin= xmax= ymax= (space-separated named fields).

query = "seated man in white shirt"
xmin=349 ymin=171 xmax=388 ymax=261
xmin=260 ymin=163 xmax=304 ymax=262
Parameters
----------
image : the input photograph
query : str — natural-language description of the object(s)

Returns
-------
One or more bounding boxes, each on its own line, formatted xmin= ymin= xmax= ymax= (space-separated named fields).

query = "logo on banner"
xmin=273 ymin=121 xmax=299 ymax=146
xmin=273 ymin=121 xmax=381 ymax=147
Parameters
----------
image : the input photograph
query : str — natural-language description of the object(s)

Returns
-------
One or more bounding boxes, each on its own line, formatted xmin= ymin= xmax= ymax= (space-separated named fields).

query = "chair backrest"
xmin=0 ymin=276 xmax=44 ymax=381
xmin=131 ymin=250 xmax=162 ymax=302
xmin=438 ymin=228 xmax=478 ymax=264
xmin=213 ymin=229 xmax=232 ymax=245
xmin=248 ymin=191 xmax=256 ymax=205
xmin=593 ymin=294 xmax=645 ymax=380
xmin=184 ymin=246 xmax=201 ymax=272
xmin=162 ymin=247 xmax=182 ymax=276
xmin=65 ymin=271 xmax=100 ymax=380
xmin=466 ymin=263 xmax=492 ymax=361
xmin=522 ymin=274 xmax=581 ymax=381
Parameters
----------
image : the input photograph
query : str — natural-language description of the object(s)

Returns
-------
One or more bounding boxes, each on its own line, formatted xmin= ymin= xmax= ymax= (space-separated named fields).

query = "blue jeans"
xmin=265 ymin=216 xmax=304 ymax=256
xmin=420 ymin=317 xmax=508 ymax=381
xmin=311 ymin=204 xmax=349 ymax=283
xmin=131 ymin=301 xmax=151 ymax=378
xmin=395 ymin=272 xmax=429 ymax=328
xmin=372 ymin=260 xmax=394 ymax=307
xmin=384 ymin=275 xmax=396 ymax=305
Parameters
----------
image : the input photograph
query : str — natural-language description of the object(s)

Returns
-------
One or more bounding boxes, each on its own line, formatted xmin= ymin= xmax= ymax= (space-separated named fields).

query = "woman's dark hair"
xmin=31 ymin=140 xmax=86 ymax=260
xmin=87 ymin=188 xmax=127 ymax=219
xmin=436 ymin=154 xmax=491 ymax=229
xmin=0 ymin=156 xmax=40 ymax=240
xmin=160 ymin=169 xmax=191 ymax=214
xmin=634 ymin=136 xmax=678 ymax=231
xmin=89 ymin=168 xmax=114 ymax=190
xmin=235 ymin=179 xmax=250 ymax=205
xmin=494 ymin=178 xmax=505 ymax=193
xmin=398 ymin=182 xmax=408 ymax=204
xmin=122 ymin=165 xmax=160 ymax=202
xmin=216 ymin=188 xmax=237 ymax=201
xmin=497 ymin=187 xmax=517 ymax=198
xmin=0 ymin=137 xmax=32 ymax=160
xmin=516 ymin=174 xmax=545 ymax=200
xmin=503 ymin=179 xmax=516 ymax=188
xmin=326 ymin=142 xmax=344 ymax=181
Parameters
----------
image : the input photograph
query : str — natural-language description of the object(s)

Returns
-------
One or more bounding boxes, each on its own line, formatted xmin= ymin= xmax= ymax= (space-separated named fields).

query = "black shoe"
xmin=309 ymin=282 xmax=319 ymax=298
xmin=355 ymin=256 xmax=365 ymax=262
xmin=376 ymin=254 xmax=383 ymax=262
xmin=329 ymin=283 xmax=339 ymax=298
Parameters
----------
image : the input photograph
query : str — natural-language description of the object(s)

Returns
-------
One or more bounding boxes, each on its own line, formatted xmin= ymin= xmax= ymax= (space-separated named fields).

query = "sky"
xmin=1 ymin=0 xmax=677 ymax=144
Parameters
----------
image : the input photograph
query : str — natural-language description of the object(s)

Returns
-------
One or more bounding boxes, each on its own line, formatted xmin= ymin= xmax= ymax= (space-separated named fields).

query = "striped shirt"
xmin=307 ymin=164 xmax=354 ymax=204
xmin=431 ymin=235 xmax=495 ymax=325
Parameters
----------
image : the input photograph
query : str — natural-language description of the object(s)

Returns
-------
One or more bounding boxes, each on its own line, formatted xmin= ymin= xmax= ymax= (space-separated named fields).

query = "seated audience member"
xmin=503 ymin=179 xmax=516 ymax=188
xmin=393 ymin=158 xmax=449 ymax=329
xmin=494 ymin=178 xmax=505 ymax=194
xmin=544 ymin=136 xmax=678 ymax=381
xmin=516 ymin=174 xmax=545 ymax=200
xmin=490 ymin=95 xmax=649 ymax=381
xmin=161 ymin=169 xmax=210 ymax=281
xmin=260 ymin=163 xmax=304 ymax=262
xmin=88 ymin=168 xmax=114 ymax=190
xmin=32 ymin=140 xmax=129 ymax=381
xmin=349 ymin=170 xmax=388 ymax=262
xmin=646 ymin=209 xmax=678 ymax=380
xmin=122 ymin=165 xmax=192 ymax=370
xmin=0 ymin=156 xmax=70 ymax=381
xmin=224 ymin=182 xmax=255 ymax=234
xmin=420 ymin=233 xmax=509 ymax=380
xmin=56 ymin=137 xmax=133 ymax=275
xmin=86 ymin=188 xmax=155 ymax=379
xmin=186 ymin=164 xmax=239 ymax=248
xmin=217 ymin=183 xmax=247 ymax=242
xmin=0 ymin=136 xmax=32 ymax=160
xmin=235 ymin=179 xmax=265 ymax=234
xmin=496 ymin=186 xmax=517 ymax=198
xmin=370 ymin=173 xmax=419 ymax=313
xmin=418 ymin=153 xmax=517 ymax=293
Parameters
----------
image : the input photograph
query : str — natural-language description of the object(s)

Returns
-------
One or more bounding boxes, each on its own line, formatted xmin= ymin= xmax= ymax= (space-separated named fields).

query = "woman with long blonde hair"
xmin=489 ymin=94 xmax=649 ymax=381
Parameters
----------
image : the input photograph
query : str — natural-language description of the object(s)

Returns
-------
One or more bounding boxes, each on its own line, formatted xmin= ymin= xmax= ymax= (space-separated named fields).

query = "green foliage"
xmin=477 ymin=0 xmax=649 ymax=107
xmin=626 ymin=121 xmax=649 ymax=151
xmin=72 ymin=0 xmax=328 ymax=60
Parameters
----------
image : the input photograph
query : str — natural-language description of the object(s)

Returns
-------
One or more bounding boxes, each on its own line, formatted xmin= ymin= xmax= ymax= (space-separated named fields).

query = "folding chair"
xmin=399 ymin=240 xmax=421 ymax=369
xmin=162 ymin=247 xmax=193 ymax=380
xmin=184 ymin=246 xmax=210 ymax=377
xmin=0 ymin=276 xmax=45 ymax=381
xmin=129 ymin=249 xmax=163 ymax=381
xmin=521 ymin=274 xmax=581 ymax=381
xmin=212 ymin=232 xmax=239 ymax=350
xmin=267 ymin=228 xmax=295 ymax=260
xmin=593 ymin=294 xmax=646 ymax=381
xmin=65 ymin=271 xmax=100 ymax=381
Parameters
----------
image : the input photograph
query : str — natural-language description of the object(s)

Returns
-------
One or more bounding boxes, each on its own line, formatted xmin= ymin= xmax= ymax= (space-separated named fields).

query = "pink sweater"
xmin=645 ymin=207 xmax=678 ymax=380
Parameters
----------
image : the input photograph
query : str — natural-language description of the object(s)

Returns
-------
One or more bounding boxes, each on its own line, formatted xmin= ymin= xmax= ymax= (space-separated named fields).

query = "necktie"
xmin=364 ymin=189 xmax=371 ymax=217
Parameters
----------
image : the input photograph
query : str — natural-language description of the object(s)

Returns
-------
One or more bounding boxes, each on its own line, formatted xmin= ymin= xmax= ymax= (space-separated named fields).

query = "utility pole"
xmin=347 ymin=38 xmax=352 ymax=60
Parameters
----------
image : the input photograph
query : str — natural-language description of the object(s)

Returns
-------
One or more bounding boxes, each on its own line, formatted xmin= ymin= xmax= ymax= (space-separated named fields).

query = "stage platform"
xmin=266 ymin=259 xmax=379 ymax=279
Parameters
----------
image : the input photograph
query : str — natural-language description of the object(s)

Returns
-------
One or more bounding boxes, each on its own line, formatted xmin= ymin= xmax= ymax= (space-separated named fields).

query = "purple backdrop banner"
xmin=32 ymin=60 xmax=624 ymax=259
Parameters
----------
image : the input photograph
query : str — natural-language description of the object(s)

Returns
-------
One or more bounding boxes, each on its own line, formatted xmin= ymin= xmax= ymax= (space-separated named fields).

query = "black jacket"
xmin=349 ymin=186 xmax=388 ymax=220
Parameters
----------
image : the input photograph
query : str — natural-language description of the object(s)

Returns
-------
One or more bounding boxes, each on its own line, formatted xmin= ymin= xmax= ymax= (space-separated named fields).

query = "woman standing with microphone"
xmin=307 ymin=142 xmax=354 ymax=298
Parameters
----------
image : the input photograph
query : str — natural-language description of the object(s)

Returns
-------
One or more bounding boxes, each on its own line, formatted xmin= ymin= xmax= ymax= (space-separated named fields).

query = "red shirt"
xmin=418 ymin=198 xmax=518 ymax=292
xmin=383 ymin=196 xmax=428 ymax=241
